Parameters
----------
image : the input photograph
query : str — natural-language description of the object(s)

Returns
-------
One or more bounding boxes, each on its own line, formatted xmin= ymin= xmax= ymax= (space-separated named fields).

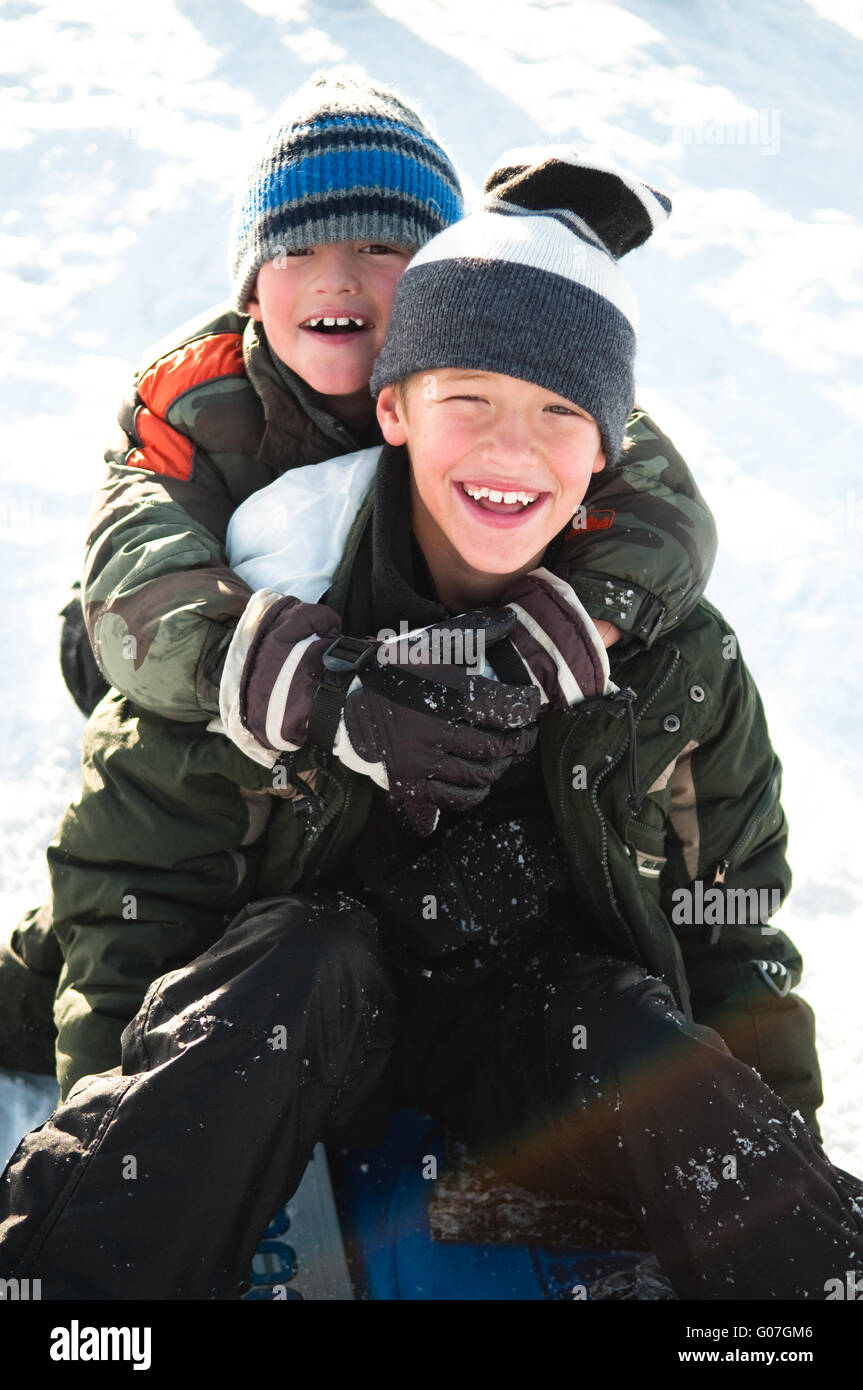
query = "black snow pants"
xmin=1 ymin=890 xmax=862 ymax=1301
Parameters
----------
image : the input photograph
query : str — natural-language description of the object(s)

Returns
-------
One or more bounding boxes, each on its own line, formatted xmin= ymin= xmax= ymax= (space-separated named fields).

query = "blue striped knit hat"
xmin=370 ymin=147 xmax=671 ymax=465
xmin=230 ymin=69 xmax=464 ymax=314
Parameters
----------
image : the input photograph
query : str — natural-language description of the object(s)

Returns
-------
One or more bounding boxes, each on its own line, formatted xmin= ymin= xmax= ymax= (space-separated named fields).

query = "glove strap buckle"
xmin=322 ymin=636 xmax=377 ymax=675
xmin=309 ymin=636 xmax=378 ymax=753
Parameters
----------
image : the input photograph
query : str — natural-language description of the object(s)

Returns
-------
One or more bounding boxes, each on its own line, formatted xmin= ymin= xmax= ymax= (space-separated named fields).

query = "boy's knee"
xmin=145 ymin=891 xmax=390 ymax=1037
xmin=226 ymin=890 xmax=383 ymax=972
xmin=119 ymin=892 xmax=394 ymax=1089
xmin=547 ymin=953 xmax=676 ymax=1023
xmin=0 ymin=911 xmax=60 ymax=1075
xmin=544 ymin=953 xmax=729 ymax=1077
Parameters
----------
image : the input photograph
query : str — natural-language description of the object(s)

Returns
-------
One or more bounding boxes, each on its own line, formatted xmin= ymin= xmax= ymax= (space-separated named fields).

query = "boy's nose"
xmin=482 ymin=415 xmax=541 ymax=469
xmin=311 ymin=245 xmax=362 ymax=294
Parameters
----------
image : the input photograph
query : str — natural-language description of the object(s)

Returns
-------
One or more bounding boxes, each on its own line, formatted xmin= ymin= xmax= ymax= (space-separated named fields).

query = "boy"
xmin=0 ymin=73 xmax=718 ymax=1098
xmin=0 ymin=67 xmax=464 ymax=1080
xmin=2 ymin=148 xmax=861 ymax=1302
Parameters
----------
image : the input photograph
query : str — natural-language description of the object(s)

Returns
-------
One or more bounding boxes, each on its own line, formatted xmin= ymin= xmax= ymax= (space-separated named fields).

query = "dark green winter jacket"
xmin=235 ymin=442 xmax=821 ymax=1135
xmin=51 ymin=302 xmax=820 ymax=1131
xmin=50 ymin=438 xmax=820 ymax=1138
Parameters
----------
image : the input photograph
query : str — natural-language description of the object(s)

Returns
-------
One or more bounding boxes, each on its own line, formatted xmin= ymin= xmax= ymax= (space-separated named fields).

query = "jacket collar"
xmin=243 ymin=318 xmax=383 ymax=472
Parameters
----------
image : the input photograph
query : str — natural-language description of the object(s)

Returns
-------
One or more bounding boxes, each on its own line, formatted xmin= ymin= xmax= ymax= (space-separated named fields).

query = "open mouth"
xmin=299 ymin=315 xmax=372 ymax=335
xmin=459 ymin=481 xmax=544 ymax=516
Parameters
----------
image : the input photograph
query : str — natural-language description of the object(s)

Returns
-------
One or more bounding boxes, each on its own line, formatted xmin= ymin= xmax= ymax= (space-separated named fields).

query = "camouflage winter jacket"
xmin=81 ymin=303 xmax=717 ymax=723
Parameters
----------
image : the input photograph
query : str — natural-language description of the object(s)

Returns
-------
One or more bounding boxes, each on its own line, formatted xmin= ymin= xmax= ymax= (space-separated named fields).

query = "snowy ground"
xmin=1 ymin=0 xmax=861 ymax=1185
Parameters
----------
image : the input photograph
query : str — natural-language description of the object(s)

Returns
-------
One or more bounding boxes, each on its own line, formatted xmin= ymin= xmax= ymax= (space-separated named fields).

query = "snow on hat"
xmin=229 ymin=69 xmax=464 ymax=314
xmin=370 ymin=146 xmax=671 ymax=465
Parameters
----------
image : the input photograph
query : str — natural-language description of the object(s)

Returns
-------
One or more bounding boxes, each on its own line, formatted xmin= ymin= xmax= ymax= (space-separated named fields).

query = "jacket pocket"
xmin=713 ymin=759 xmax=783 ymax=884
xmin=624 ymin=819 xmax=668 ymax=900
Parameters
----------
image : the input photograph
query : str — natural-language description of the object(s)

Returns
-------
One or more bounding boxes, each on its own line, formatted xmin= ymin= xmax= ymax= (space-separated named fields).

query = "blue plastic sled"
xmin=244 ymin=1109 xmax=646 ymax=1301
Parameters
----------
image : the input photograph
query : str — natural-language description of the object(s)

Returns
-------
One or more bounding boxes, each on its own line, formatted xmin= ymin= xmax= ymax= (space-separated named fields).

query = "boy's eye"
xmin=444 ymin=395 xmax=487 ymax=403
xmin=281 ymin=248 xmax=314 ymax=257
xmin=545 ymin=404 xmax=580 ymax=416
xmin=360 ymin=243 xmax=400 ymax=254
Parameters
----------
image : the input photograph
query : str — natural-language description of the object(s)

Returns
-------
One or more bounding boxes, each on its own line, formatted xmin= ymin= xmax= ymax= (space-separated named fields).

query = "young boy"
xmin=0 ymin=67 xmax=464 ymax=1081
xmin=0 ymin=73 xmax=719 ymax=1099
xmin=2 ymin=149 xmax=861 ymax=1302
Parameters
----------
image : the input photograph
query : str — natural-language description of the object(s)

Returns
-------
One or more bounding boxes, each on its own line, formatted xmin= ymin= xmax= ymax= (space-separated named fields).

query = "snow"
xmin=1 ymin=0 xmax=861 ymax=1198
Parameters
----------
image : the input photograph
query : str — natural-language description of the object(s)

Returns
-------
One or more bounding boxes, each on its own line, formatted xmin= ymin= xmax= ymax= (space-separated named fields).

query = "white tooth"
xmin=335 ymin=317 xmax=350 ymax=326
xmin=488 ymin=490 xmax=503 ymax=503
xmin=502 ymin=492 xmax=518 ymax=504
xmin=350 ymin=317 xmax=365 ymax=326
xmin=323 ymin=317 xmax=336 ymax=326
xmin=306 ymin=318 xmax=321 ymax=326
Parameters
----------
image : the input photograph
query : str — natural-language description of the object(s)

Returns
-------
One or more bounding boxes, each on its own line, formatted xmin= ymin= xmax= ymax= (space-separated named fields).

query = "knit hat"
xmin=370 ymin=147 xmax=671 ymax=465
xmin=230 ymin=69 xmax=464 ymax=313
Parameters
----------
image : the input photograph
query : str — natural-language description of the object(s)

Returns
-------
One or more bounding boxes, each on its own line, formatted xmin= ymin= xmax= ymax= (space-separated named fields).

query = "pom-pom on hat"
xmin=370 ymin=146 xmax=671 ymax=465
xmin=229 ymin=69 xmax=464 ymax=314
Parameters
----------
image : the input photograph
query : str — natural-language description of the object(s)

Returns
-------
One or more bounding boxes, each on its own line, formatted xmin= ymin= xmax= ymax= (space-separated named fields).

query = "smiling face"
xmin=247 ymin=242 xmax=413 ymax=428
xmin=376 ymin=369 xmax=607 ymax=610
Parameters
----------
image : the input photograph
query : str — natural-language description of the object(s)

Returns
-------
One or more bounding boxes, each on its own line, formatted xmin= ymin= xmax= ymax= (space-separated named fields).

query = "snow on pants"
xmin=1 ymin=891 xmax=862 ymax=1301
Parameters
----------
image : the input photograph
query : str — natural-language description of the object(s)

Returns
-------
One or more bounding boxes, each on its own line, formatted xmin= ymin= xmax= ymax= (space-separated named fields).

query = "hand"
xmin=333 ymin=609 xmax=541 ymax=834
xmin=593 ymin=620 xmax=622 ymax=649
xmin=497 ymin=567 xmax=616 ymax=710
xmin=227 ymin=594 xmax=540 ymax=833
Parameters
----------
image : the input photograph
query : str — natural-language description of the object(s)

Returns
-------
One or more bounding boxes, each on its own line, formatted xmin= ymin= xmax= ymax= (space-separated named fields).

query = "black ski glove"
xmin=225 ymin=594 xmax=540 ymax=834
xmin=332 ymin=610 xmax=540 ymax=833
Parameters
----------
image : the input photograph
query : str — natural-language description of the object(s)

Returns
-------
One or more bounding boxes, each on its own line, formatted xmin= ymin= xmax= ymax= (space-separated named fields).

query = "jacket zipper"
xmin=559 ymin=647 xmax=681 ymax=954
xmin=309 ymin=770 xmax=355 ymax=883
xmin=712 ymin=760 xmax=782 ymax=884
xmin=591 ymin=651 xmax=682 ymax=951
xmin=280 ymin=747 xmax=347 ymax=884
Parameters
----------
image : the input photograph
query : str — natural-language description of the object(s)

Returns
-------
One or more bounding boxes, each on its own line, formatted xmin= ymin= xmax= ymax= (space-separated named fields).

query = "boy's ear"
xmin=592 ymin=447 xmax=607 ymax=474
xmin=376 ymin=384 xmax=409 ymax=446
xmin=246 ymin=277 xmax=262 ymax=322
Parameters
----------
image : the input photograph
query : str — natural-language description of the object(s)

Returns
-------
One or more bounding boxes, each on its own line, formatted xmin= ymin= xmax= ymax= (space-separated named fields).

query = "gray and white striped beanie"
xmin=370 ymin=147 xmax=671 ymax=465
xmin=230 ymin=69 xmax=464 ymax=314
